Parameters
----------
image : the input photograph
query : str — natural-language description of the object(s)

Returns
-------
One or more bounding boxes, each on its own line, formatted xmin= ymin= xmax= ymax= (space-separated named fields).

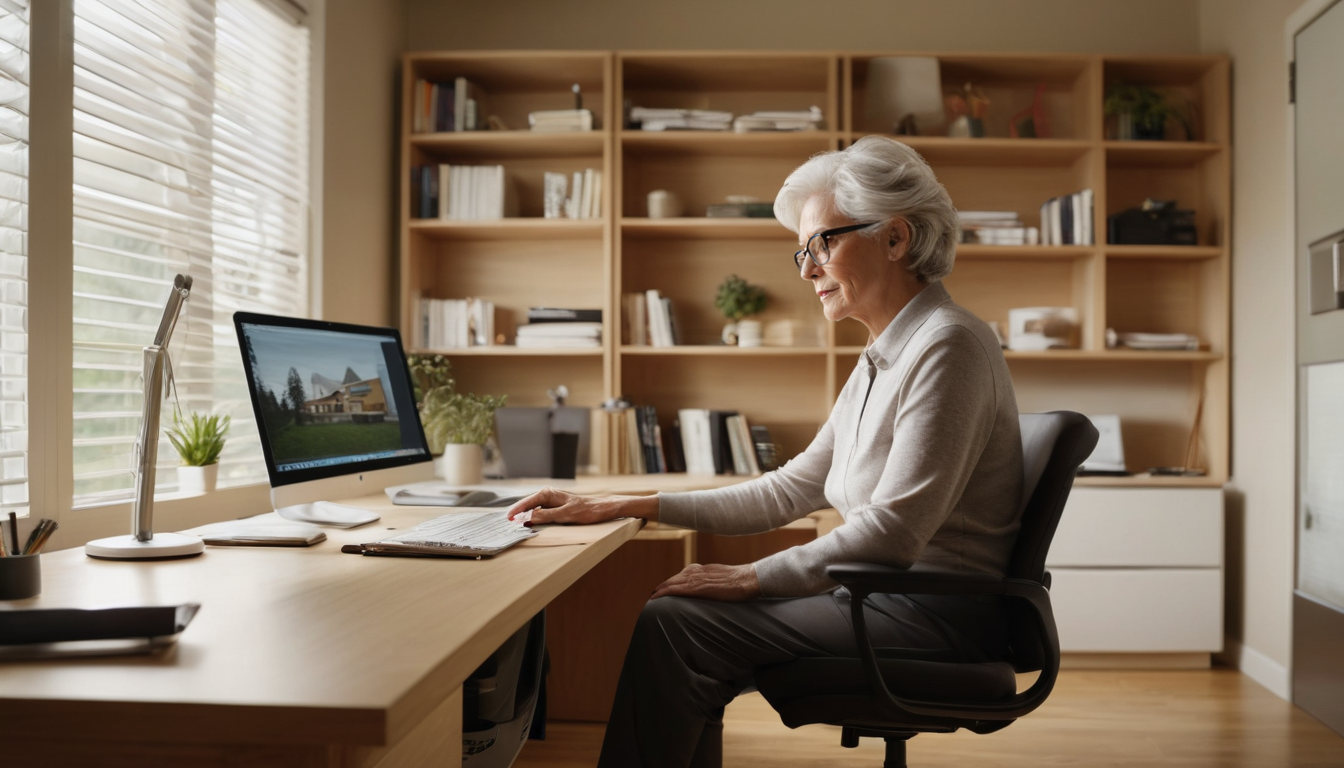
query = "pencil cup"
xmin=0 ymin=554 xmax=40 ymax=600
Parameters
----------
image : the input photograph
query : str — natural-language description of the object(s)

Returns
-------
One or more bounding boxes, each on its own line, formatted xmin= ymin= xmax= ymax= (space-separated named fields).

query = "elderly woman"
xmin=508 ymin=135 xmax=1023 ymax=768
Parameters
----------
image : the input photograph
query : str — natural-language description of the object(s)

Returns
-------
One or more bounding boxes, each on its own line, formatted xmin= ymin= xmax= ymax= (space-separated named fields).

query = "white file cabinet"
xmin=1046 ymin=487 xmax=1224 ymax=659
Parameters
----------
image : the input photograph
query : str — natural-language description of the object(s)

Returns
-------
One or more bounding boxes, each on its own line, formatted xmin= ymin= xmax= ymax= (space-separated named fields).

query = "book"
xmin=543 ymin=172 xmax=568 ymax=218
xmin=727 ymin=414 xmax=760 ymax=475
xmin=706 ymin=202 xmax=776 ymax=218
xmin=527 ymin=307 xmax=602 ymax=323
xmin=750 ymin=424 xmax=779 ymax=471
xmin=454 ymin=76 xmax=486 ymax=131
xmin=725 ymin=414 xmax=751 ymax=475
xmin=622 ymin=293 xmax=648 ymax=346
xmin=708 ymin=410 xmax=737 ymax=474
xmin=528 ymin=108 xmax=594 ymax=132
xmin=677 ymin=408 xmax=716 ymax=475
xmin=664 ymin=420 xmax=687 ymax=473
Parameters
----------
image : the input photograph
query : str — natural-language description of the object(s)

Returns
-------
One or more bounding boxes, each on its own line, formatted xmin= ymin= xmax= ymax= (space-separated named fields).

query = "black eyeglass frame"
xmin=793 ymin=222 xmax=881 ymax=270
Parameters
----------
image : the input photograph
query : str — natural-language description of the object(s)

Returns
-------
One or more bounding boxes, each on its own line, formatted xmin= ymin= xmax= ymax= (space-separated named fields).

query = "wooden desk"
xmin=0 ymin=495 xmax=640 ymax=768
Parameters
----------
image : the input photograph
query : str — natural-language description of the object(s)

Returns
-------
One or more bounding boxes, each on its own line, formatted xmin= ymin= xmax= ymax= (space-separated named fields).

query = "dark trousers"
xmin=596 ymin=590 xmax=1008 ymax=768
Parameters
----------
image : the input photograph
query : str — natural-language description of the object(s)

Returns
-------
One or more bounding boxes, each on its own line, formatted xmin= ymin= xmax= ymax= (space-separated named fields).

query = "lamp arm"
xmin=131 ymin=275 xmax=193 ymax=542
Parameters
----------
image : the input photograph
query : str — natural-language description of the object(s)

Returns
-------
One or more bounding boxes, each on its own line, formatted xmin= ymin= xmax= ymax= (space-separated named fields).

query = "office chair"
xmin=754 ymin=411 xmax=1098 ymax=768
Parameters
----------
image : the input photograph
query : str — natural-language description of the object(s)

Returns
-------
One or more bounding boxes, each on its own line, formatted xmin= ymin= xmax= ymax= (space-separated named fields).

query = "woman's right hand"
xmin=505 ymin=488 xmax=658 ymax=526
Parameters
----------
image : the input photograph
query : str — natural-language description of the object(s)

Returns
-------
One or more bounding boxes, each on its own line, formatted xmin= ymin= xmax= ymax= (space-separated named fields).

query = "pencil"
xmin=7 ymin=511 xmax=16 ymax=556
xmin=25 ymin=519 xmax=58 ymax=555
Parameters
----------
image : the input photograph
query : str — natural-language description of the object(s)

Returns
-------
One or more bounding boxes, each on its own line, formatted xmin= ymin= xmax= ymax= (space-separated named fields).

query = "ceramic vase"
xmin=736 ymin=319 xmax=763 ymax=347
xmin=178 ymin=464 xmax=219 ymax=495
xmin=439 ymin=443 xmax=484 ymax=485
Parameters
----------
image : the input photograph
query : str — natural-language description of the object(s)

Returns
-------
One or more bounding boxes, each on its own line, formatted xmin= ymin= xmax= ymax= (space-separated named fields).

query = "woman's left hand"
xmin=650 ymin=563 xmax=762 ymax=602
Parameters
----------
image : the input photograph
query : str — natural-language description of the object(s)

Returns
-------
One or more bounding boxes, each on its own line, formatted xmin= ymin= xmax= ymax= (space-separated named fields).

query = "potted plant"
xmin=409 ymin=354 xmax=507 ymax=484
xmin=166 ymin=410 xmax=230 ymax=494
xmin=1104 ymin=83 xmax=1192 ymax=141
xmin=714 ymin=274 xmax=768 ymax=347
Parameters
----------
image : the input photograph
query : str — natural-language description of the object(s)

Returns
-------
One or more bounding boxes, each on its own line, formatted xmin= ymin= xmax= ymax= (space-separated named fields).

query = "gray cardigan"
xmin=658 ymin=282 xmax=1024 ymax=597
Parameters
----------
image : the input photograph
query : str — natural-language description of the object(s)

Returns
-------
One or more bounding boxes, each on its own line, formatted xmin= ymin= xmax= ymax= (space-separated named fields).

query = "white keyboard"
xmin=371 ymin=510 xmax=535 ymax=556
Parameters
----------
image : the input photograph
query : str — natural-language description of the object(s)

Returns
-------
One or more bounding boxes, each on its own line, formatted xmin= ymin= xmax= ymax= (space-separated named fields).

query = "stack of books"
xmin=412 ymin=164 xmax=516 ymax=220
xmin=621 ymin=290 xmax=678 ymax=347
xmin=706 ymin=200 xmax=775 ymax=218
xmin=515 ymin=307 xmax=603 ymax=349
xmin=732 ymin=106 xmax=824 ymax=132
xmin=544 ymin=169 xmax=603 ymax=219
xmin=1116 ymin=332 xmax=1200 ymax=351
xmin=417 ymin=298 xmax=494 ymax=349
xmin=630 ymin=107 xmax=732 ymax=131
xmin=528 ymin=108 xmax=593 ymax=132
xmin=957 ymin=211 xmax=1040 ymax=245
xmin=1039 ymin=189 xmax=1095 ymax=245
xmin=411 ymin=76 xmax=486 ymax=133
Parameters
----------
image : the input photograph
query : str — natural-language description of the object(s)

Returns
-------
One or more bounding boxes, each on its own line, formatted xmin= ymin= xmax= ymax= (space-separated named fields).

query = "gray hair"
xmin=773 ymin=135 xmax=958 ymax=283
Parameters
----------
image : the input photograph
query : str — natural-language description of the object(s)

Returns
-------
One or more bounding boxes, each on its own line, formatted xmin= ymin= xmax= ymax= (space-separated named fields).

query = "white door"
xmin=1294 ymin=0 xmax=1344 ymax=736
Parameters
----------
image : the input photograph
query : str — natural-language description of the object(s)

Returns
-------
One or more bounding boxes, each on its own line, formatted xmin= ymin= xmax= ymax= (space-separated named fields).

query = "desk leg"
xmin=336 ymin=686 xmax=463 ymax=768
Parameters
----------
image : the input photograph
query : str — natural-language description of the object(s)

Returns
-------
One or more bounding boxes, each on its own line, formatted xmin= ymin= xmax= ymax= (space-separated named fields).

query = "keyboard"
xmin=364 ymin=510 xmax=535 ymax=557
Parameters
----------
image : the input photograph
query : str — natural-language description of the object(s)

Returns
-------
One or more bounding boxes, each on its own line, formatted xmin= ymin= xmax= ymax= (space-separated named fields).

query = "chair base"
xmin=842 ymin=727 xmax=913 ymax=768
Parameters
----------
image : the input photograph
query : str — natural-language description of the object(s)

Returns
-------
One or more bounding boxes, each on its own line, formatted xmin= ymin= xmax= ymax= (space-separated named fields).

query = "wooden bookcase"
xmin=398 ymin=50 xmax=1230 ymax=488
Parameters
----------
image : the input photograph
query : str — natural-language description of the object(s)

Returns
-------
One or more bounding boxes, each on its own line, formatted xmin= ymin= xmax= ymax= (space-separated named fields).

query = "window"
xmin=71 ymin=0 xmax=309 ymax=506
xmin=0 ymin=0 xmax=27 ymax=518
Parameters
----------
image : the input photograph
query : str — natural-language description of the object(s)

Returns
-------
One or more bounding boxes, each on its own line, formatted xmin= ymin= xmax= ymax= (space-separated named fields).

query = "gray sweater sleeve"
xmin=657 ymin=417 xmax=835 ymax=535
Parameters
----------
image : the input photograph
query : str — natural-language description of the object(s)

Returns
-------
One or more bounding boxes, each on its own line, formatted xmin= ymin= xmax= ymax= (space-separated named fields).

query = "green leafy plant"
xmin=407 ymin=354 xmax=506 ymax=451
xmin=714 ymin=274 xmax=768 ymax=321
xmin=1103 ymin=83 xmax=1193 ymax=139
xmin=166 ymin=411 xmax=231 ymax=466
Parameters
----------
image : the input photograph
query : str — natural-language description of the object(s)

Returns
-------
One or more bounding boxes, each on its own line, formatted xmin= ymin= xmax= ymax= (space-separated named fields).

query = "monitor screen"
xmin=234 ymin=312 xmax=432 ymax=489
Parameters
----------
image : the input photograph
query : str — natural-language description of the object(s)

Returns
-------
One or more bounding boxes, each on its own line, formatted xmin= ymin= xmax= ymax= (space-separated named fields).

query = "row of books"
xmin=603 ymin=403 xmax=778 ymax=476
xmin=622 ymin=290 xmax=679 ymax=347
xmin=410 ymin=76 xmax=485 ymax=133
xmin=957 ymin=211 xmax=1040 ymax=246
xmin=417 ymin=298 xmax=495 ymax=349
xmin=544 ymin=169 xmax=603 ymax=219
xmin=628 ymin=106 xmax=825 ymax=133
xmin=412 ymin=164 xmax=517 ymax=220
xmin=1039 ymin=189 xmax=1095 ymax=245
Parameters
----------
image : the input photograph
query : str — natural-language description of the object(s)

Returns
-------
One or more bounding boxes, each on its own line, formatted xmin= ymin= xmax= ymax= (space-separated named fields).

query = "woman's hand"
xmin=505 ymin=487 xmax=658 ymax=526
xmin=650 ymin=563 xmax=761 ymax=602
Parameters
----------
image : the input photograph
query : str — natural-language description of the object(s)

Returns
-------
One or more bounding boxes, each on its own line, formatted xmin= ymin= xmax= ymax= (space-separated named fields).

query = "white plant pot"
xmin=438 ymin=443 xmax=484 ymax=486
xmin=736 ymin=319 xmax=763 ymax=348
xmin=178 ymin=464 xmax=219 ymax=495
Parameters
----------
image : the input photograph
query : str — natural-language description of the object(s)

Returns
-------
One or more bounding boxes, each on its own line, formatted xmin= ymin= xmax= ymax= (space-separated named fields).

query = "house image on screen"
xmin=300 ymin=366 xmax=393 ymax=424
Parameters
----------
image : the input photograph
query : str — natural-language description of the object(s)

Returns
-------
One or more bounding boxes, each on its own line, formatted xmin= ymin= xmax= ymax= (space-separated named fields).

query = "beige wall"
xmin=1200 ymin=0 xmax=1306 ymax=698
xmin=407 ymin=0 xmax=1200 ymax=53
xmin=321 ymin=0 xmax=409 ymax=326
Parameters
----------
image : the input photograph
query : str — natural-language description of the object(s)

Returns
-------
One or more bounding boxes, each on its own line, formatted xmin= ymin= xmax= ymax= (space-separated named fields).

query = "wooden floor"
xmin=516 ymin=668 xmax=1344 ymax=767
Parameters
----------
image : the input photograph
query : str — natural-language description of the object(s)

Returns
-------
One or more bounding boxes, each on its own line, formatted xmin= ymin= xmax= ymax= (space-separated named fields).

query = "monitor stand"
xmin=274 ymin=501 xmax=381 ymax=528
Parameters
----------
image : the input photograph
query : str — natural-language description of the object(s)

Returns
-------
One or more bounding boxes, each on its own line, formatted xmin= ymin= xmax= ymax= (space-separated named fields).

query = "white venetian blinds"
xmin=72 ymin=0 xmax=309 ymax=506
xmin=0 ymin=0 xmax=27 ymax=517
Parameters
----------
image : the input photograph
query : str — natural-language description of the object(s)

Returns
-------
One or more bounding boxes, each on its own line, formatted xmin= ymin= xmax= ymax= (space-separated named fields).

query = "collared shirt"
xmin=659 ymin=281 xmax=1024 ymax=597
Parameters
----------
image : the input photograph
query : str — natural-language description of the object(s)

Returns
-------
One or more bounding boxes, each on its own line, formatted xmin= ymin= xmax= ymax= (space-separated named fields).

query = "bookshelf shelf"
xmin=619 ymin=346 xmax=826 ymax=357
xmin=410 ymin=130 xmax=606 ymax=159
xmin=955 ymin=244 xmax=1093 ymax=260
xmin=399 ymin=50 xmax=1229 ymax=485
xmin=882 ymin=137 xmax=1093 ymax=166
xmin=409 ymin=219 xmax=604 ymax=241
xmin=411 ymin=346 xmax=604 ymax=357
xmin=1073 ymin=473 xmax=1225 ymax=488
xmin=1103 ymin=140 xmax=1223 ymax=167
xmin=620 ymin=130 xmax=841 ymax=157
xmin=835 ymin=347 xmax=1221 ymax=362
xmin=1105 ymin=244 xmax=1223 ymax=260
xmin=621 ymin=217 xmax=790 ymax=240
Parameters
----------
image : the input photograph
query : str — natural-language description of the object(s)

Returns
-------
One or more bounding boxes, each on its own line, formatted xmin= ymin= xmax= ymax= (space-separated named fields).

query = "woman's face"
xmin=796 ymin=195 xmax=896 ymax=329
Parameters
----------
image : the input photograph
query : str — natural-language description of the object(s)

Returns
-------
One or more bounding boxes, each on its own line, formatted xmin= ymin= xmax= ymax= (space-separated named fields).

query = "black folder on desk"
xmin=0 ymin=604 xmax=200 ymax=659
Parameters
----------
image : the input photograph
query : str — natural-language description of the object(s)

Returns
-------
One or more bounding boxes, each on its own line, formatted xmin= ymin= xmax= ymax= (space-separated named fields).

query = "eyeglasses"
xmin=793 ymin=222 xmax=880 ymax=270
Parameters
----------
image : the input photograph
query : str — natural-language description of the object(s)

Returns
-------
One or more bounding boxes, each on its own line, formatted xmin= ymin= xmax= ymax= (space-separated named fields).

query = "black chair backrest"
xmin=1004 ymin=412 xmax=1098 ymax=671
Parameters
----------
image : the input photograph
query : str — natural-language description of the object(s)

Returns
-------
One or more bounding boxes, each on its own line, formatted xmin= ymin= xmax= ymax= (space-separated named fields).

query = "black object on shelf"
xmin=1107 ymin=199 xmax=1197 ymax=245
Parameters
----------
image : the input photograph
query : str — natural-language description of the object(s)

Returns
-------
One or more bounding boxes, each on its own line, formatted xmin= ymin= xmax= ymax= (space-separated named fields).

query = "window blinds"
xmin=72 ymin=0 xmax=308 ymax=506
xmin=0 ymin=0 xmax=27 ymax=517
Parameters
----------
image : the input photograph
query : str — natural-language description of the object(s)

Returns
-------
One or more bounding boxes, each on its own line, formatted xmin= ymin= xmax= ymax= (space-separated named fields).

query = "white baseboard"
xmin=1219 ymin=636 xmax=1291 ymax=701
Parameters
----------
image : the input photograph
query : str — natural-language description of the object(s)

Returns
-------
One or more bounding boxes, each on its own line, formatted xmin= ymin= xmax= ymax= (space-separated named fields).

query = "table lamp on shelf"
xmin=86 ymin=274 xmax=206 ymax=560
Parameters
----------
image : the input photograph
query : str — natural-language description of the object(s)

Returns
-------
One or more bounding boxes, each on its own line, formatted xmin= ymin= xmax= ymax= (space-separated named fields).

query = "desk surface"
xmin=0 ymin=495 xmax=639 ymax=752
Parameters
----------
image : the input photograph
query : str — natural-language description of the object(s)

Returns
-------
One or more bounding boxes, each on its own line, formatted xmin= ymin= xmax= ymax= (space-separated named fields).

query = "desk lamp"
xmin=86 ymin=275 xmax=205 ymax=560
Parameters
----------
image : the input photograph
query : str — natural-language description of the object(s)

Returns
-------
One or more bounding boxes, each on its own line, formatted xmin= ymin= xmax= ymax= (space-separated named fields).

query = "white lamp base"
xmin=85 ymin=532 xmax=205 ymax=560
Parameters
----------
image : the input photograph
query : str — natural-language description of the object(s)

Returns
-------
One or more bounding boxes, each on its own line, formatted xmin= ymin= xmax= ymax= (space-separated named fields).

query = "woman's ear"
xmin=888 ymin=220 xmax=909 ymax=260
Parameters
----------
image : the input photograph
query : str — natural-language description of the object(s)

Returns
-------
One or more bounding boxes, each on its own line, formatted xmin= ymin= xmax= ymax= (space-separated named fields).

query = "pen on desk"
xmin=24 ymin=518 xmax=58 ymax=555
xmin=7 ymin=511 xmax=16 ymax=556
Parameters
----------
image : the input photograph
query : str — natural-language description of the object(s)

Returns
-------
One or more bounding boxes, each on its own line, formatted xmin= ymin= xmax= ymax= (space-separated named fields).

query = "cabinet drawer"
xmin=1047 ymin=488 xmax=1223 ymax=567
xmin=1049 ymin=568 xmax=1223 ymax=652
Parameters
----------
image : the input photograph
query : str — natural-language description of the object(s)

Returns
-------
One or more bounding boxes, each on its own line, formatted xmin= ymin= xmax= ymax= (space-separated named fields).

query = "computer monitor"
xmin=234 ymin=312 xmax=434 ymax=512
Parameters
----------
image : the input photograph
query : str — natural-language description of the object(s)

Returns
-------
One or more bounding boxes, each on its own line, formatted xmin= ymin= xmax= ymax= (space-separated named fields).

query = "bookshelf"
xmin=398 ymin=50 xmax=1230 ymax=487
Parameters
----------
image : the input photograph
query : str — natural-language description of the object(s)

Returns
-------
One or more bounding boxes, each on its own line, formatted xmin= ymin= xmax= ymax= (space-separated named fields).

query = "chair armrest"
xmin=828 ymin=562 xmax=1059 ymax=722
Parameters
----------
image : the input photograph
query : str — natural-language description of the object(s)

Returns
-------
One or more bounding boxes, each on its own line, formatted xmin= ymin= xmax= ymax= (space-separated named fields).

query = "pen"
xmin=7 ymin=511 xmax=16 ymax=556
xmin=24 ymin=519 xmax=58 ymax=555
